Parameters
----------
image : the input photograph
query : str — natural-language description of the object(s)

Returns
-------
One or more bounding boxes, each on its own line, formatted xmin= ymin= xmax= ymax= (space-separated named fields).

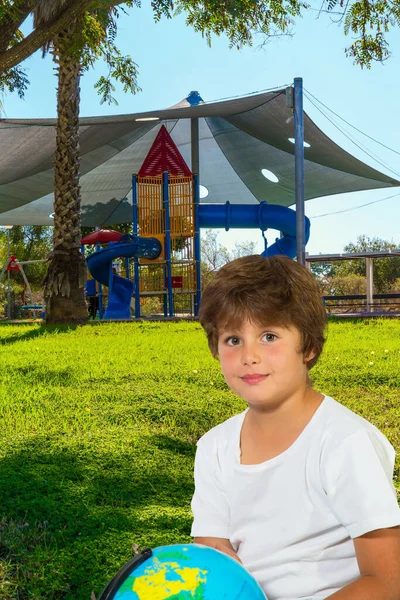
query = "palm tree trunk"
xmin=43 ymin=23 xmax=88 ymax=324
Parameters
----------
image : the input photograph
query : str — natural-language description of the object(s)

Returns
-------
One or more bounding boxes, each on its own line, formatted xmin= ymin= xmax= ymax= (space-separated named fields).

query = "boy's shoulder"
xmin=321 ymin=395 xmax=392 ymax=451
xmin=196 ymin=410 xmax=246 ymax=449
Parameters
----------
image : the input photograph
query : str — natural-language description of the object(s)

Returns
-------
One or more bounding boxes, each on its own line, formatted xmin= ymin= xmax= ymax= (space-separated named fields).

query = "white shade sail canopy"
xmin=0 ymin=88 xmax=398 ymax=227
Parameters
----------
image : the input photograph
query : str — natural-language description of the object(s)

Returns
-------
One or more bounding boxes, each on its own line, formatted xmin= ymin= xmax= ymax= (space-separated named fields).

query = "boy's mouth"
xmin=241 ymin=374 xmax=269 ymax=385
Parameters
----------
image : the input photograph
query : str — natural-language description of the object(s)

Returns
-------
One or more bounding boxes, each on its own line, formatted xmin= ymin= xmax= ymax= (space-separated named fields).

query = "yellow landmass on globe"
xmin=132 ymin=558 xmax=208 ymax=599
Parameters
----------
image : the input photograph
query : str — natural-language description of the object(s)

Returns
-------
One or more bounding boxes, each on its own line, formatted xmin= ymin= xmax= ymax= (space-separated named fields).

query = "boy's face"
xmin=217 ymin=320 xmax=315 ymax=411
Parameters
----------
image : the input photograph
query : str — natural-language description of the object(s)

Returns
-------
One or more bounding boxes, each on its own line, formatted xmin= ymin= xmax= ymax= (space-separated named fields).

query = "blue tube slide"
xmin=197 ymin=202 xmax=310 ymax=258
xmin=86 ymin=235 xmax=162 ymax=319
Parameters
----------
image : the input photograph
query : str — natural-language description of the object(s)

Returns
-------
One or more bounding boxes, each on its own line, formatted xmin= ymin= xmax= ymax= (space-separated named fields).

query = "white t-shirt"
xmin=191 ymin=395 xmax=400 ymax=600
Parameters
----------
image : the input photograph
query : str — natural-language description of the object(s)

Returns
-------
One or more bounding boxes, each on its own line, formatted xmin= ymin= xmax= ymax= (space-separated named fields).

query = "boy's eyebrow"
xmin=219 ymin=323 xmax=291 ymax=334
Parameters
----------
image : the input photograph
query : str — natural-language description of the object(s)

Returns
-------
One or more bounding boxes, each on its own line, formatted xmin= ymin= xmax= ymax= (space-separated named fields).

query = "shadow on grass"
xmin=0 ymin=434 xmax=194 ymax=599
xmin=0 ymin=324 xmax=82 ymax=347
xmin=150 ymin=434 xmax=196 ymax=457
xmin=151 ymin=434 xmax=196 ymax=459
xmin=12 ymin=365 xmax=77 ymax=386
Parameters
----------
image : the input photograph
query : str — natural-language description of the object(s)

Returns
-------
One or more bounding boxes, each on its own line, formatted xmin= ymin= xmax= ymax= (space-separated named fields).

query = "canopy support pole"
xmin=366 ymin=257 xmax=374 ymax=313
xmin=191 ymin=118 xmax=201 ymax=315
xmin=163 ymin=171 xmax=174 ymax=317
xmin=132 ymin=174 xmax=140 ymax=319
xmin=294 ymin=77 xmax=306 ymax=266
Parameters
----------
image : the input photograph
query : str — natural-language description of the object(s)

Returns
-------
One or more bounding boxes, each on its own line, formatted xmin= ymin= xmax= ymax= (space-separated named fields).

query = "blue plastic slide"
xmin=198 ymin=202 xmax=310 ymax=258
xmin=86 ymin=235 xmax=162 ymax=319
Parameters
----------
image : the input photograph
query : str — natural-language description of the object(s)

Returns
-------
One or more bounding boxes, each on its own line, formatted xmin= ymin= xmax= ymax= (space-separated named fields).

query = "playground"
xmin=0 ymin=81 xmax=399 ymax=598
xmin=1 ymin=86 xmax=399 ymax=321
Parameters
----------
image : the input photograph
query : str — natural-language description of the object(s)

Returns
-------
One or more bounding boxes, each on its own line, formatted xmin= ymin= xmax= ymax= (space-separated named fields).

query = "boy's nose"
xmin=241 ymin=344 xmax=261 ymax=365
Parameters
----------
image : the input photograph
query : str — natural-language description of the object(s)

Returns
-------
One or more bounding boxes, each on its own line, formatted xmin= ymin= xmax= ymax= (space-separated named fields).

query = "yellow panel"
xmin=135 ymin=174 xmax=199 ymax=312
xmin=139 ymin=263 xmax=165 ymax=292
xmin=137 ymin=175 xmax=163 ymax=236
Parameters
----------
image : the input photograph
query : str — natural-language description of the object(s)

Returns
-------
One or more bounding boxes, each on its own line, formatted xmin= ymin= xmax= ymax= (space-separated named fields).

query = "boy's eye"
xmin=226 ymin=336 xmax=241 ymax=346
xmin=262 ymin=333 xmax=277 ymax=342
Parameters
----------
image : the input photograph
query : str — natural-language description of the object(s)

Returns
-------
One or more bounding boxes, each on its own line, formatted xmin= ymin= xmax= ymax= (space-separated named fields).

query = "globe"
xmin=99 ymin=543 xmax=267 ymax=600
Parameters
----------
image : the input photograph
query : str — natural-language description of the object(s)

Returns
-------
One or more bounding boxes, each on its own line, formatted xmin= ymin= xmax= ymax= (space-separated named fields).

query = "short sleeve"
xmin=190 ymin=438 xmax=230 ymax=538
xmin=321 ymin=430 xmax=400 ymax=539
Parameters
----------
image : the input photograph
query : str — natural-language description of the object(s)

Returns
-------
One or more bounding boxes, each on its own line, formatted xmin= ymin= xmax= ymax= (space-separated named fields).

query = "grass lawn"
xmin=0 ymin=318 xmax=399 ymax=599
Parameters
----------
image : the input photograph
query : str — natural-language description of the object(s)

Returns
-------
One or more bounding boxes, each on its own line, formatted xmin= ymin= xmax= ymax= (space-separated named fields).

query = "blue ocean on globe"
xmin=112 ymin=543 xmax=267 ymax=599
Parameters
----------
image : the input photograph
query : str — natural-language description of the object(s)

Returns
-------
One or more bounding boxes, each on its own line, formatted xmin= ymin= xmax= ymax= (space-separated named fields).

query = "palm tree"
xmin=34 ymin=1 xmax=88 ymax=324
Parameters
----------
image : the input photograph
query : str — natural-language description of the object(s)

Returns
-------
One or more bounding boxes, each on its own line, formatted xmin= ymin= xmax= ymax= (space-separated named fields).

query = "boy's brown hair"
xmin=199 ymin=254 xmax=327 ymax=370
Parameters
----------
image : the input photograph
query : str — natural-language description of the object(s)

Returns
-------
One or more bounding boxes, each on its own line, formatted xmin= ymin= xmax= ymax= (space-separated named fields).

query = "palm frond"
xmin=33 ymin=0 xmax=70 ymax=28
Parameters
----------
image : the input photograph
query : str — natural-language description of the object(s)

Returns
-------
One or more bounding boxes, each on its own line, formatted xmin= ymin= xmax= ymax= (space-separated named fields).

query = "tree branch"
xmin=0 ymin=0 xmax=33 ymax=54
xmin=0 ymin=0 xmax=128 ymax=73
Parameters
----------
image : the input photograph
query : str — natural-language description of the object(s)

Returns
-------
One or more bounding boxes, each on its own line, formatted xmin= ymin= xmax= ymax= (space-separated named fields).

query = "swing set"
xmin=0 ymin=255 xmax=47 ymax=319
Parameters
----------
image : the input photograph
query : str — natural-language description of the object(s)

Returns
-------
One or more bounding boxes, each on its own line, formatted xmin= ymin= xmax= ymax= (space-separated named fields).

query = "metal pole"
xmin=163 ymin=171 xmax=174 ymax=317
xmin=7 ymin=229 xmax=11 ymax=320
xmin=132 ymin=174 xmax=140 ymax=319
xmin=193 ymin=174 xmax=201 ymax=316
xmin=366 ymin=257 xmax=374 ymax=313
xmin=293 ymin=77 xmax=306 ymax=265
xmin=96 ymin=241 xmax=103 ymax=319
xmin=191 ymin=118 xmax=200 ymax=175
xmin=191 ymin=118 xmax=201 ymax=316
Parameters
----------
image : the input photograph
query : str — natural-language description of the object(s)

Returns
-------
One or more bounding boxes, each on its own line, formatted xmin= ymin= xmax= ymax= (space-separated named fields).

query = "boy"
xmin=191 ymin=254 xmax=400 ymax=599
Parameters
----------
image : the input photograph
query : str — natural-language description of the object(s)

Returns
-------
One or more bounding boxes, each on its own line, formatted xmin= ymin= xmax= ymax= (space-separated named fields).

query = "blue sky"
xmin=4 ymin=3 xmax=400 ymax=256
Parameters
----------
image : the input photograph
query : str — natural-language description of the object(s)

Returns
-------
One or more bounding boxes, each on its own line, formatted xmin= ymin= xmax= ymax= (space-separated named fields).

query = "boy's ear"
xmin=303 ymin=348 xmax=316 ymax=364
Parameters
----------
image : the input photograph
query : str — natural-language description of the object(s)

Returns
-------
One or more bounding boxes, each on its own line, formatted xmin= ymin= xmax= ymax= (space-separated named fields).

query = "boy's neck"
xmin=244 ymin=387 xmax=324 ymax=435
xmin=240 ymin=389 xmax=324 ymax=465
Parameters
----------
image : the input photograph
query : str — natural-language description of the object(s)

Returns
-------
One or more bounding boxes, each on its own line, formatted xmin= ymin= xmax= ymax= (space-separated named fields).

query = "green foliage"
xmin=0 ymin=63 xmax=27 ymax=97
xmin=0 ymin=2 xmax=142 ymax=105
xmin=310 ymin=261 xmax=335 ymax=281
xmin=1 ymin=0 xmax=400 ymax=104
xmin=330 ymin=0 xmax=400 ymax=66
xmin=80 ymin=8 xmax=141 ymax=104
xmin=0 ymin=226 xmax=51 ymax=318
xmin=326 ymin=273 xmax=366 ymax=295
xmin=0 ymin=319 xmax=398 ymax=598
xmin=343 ymin=234 xmax=398 ymax=254
xmin=0 ymin=0 xmax=26 ymax=23
xmin=174 ymin=0 xmax=306 ymax=48
xmin=0 ymin=226 xmax=52 ymax=289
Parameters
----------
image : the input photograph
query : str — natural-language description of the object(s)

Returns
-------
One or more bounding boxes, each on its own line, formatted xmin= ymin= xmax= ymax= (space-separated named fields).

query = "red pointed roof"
xmin=138 ymin=125 xmax=192 ymax=177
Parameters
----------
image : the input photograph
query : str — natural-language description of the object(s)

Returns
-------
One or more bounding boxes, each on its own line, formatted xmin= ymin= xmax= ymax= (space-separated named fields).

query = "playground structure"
xmin=83 ymin=125 xmax=310 ymax=319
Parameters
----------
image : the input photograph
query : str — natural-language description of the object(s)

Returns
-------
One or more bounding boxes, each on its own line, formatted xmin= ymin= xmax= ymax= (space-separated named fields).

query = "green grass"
xmin=0 ymin=318 xmax=399 ymax=599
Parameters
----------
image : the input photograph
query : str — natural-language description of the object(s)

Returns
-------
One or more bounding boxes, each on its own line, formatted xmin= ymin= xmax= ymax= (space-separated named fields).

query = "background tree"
xmin=310 ymin=261 xmax=335 ymax=281
xmin=1 ymin=0 xmax=400 ymax=89
xmin=201 ymin=229 xmax=256 ymax=288
xmin=30 ymin=2 xmax=139 ymax=324
xmin=0 ymin=225 xmax=51 ymax=318
xmin=0 ymin=225 xmax=52 ymax=286
xmin=230 ymin=238 xmax=257 ymax=261
xmin=323 ymin=0 xmax=400 ymax=66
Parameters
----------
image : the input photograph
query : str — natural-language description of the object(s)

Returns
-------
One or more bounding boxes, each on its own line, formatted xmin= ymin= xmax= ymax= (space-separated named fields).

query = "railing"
xmin=323 ymin=293 xmax=400 ymax=314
